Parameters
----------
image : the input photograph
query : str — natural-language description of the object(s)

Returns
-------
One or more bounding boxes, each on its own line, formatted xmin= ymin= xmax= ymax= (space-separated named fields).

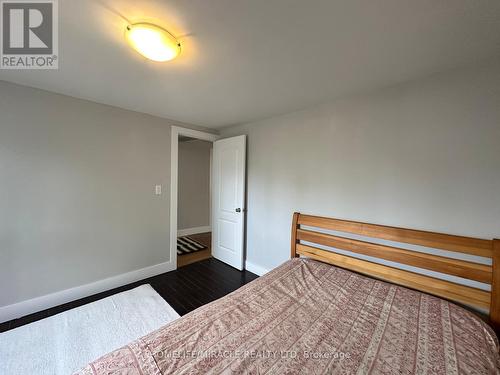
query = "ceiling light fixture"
xmin=125 ymin=23 xmax=181 ymax=62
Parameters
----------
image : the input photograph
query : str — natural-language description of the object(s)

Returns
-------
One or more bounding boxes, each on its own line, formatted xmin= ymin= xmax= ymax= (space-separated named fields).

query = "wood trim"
xmin=296 ymin=244 xmax=491 ymax=309
xmin=291 ymin=212 xmax=300 ymax=258
xmin=297 ymin=214 xmax=492 ymax=257
xmin=296 ymin=229 xmax=492 ymax=283
xmin=491 ymin=239 xmax=500 ymax=330
xmin=178 ymin=226 xmax=211 ymax=237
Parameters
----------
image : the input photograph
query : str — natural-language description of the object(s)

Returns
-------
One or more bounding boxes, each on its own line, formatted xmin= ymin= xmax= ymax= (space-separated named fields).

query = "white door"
xmin=212 ymin=135 xmax=246 ymax=270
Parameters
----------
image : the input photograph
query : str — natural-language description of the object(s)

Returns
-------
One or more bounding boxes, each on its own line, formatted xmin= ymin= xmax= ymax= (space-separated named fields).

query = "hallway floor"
xmin=177 ymin=232 xmax=212 ymax=268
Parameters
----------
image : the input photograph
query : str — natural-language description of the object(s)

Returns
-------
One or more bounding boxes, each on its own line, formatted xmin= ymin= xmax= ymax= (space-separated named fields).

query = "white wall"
xmin=221 ymin=59 xmax=500 ymax=273
xmin=178 ymin=140 xmax=212 ymax=231
xmin=0 ymin=81 xmax=202 ymax=316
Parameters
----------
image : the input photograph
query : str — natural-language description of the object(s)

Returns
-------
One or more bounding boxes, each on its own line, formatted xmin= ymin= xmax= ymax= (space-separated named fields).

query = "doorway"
xmin=170 ymin=127 xmax=218 ymax=269
xmin=177 ymin=137 xmax=213 ymax=267
xmin=170 ymin=127 xmax=247 ymax=270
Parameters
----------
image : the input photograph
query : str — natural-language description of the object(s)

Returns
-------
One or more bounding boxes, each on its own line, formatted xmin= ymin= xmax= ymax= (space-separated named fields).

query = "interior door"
xmin=212 ymin=135 xmax=246 ymax=270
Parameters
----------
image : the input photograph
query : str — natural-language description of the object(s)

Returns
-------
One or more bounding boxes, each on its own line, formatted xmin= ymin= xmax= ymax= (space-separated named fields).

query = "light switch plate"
xmin=155 ymin=185 xmax=162 ymax=195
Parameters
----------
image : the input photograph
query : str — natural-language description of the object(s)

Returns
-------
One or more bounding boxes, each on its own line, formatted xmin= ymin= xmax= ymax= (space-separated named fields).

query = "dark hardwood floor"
xmin=0 ymin=258 xmax=258 ymax=333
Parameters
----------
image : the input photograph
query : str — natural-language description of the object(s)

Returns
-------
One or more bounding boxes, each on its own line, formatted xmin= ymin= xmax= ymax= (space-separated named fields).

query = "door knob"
xmin=235 ymin=208 xmax=241 ymax=213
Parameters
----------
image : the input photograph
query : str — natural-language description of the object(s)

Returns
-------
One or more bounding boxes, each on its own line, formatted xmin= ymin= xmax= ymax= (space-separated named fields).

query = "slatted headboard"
xmin=290 ymin=212 xmax=500 ymax=330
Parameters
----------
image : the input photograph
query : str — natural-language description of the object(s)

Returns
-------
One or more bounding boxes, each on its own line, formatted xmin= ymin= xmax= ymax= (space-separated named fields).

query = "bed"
xmin=76 ymin=213 xmax=500 ymax=374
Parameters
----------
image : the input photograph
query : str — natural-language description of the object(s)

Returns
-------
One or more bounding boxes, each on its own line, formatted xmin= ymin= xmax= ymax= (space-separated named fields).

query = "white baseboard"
xmin=0 ymin=260 xmax=176 ymax=323
xmin=245 ymin=260 xmax=270 ymax=276
xmin=177 ymin=226 xmax=211 ymax=237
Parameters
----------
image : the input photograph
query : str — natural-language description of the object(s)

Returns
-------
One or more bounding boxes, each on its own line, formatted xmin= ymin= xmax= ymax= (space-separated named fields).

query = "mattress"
xmin=75 ymin=258 xmax=500 ymax=374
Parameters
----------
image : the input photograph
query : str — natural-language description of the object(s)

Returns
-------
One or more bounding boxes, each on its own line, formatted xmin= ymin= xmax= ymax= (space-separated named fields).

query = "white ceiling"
xmin=1 ymin=0 xmax=499 ymax=128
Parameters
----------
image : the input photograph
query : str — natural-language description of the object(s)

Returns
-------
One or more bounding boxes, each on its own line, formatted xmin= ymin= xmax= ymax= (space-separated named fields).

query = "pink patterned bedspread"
xmin=75 ymin=258 xmax=499 ymax=374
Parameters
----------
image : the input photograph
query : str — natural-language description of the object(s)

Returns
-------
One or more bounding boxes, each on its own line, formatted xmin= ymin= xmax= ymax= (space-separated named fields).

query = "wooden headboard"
xmin=290 ymin=212 xmax=500 ymax=330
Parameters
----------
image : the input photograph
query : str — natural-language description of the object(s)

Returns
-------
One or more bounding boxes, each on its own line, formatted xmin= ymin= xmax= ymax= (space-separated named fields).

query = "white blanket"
xmin=0 ymin=284 xmax=180 ymax=375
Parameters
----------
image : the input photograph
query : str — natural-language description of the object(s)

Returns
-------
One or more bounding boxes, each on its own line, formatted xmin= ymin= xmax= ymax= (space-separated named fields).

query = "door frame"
xmin=170 ymin=126 xmax=219 ymax=269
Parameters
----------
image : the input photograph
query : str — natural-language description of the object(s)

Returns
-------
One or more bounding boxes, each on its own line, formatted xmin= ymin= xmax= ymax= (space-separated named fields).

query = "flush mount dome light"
xmin=125 ymin=23 xmax=181 ymax=62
